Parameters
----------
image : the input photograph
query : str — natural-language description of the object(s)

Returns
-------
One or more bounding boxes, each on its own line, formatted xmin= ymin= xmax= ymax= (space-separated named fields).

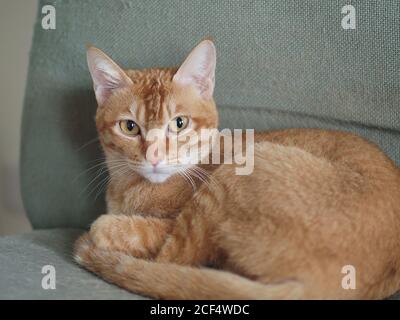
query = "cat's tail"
xmin=74 ymin=234 xmax=303 ymax=299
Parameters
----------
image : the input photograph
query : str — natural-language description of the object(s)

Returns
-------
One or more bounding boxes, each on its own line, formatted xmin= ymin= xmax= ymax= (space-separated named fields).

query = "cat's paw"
xmin=74 ymin=232 xmax=126 ymax=275
xmin=74 ymin=232 xmax=95 ymax=266
xmin=89 ymin=214 xmax=172 ymax=258
xmin=89 ymin=214 xmax=146 ymax=256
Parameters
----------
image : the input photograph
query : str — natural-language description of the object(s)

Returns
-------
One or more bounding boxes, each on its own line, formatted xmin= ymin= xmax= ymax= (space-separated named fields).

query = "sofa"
xmin=1 ymin=0 xmax=400 ymax=299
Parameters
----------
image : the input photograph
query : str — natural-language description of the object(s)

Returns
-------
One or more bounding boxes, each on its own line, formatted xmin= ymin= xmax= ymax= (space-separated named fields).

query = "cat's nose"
xmin=150 ymin=159 xmax=160 ymax=167
xmin=147 ymin=146 xmax=163 ymax=167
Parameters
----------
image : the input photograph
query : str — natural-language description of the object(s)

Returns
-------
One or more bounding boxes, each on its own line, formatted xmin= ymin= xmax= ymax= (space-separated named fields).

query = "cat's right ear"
xmin=86 ymin=46 xmax=133 ymax=106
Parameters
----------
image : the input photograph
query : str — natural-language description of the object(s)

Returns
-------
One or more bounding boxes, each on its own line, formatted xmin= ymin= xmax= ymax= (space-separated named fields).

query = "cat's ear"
xmin=86 ymin=46 xmax=133 ymax=106
xmin=173 ymin=40 xmax=216 ymax=100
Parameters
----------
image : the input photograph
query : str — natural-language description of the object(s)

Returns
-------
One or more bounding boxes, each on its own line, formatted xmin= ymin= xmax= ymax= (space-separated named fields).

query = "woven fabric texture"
xmin=0 ymin=229 xmax=143 ymax=299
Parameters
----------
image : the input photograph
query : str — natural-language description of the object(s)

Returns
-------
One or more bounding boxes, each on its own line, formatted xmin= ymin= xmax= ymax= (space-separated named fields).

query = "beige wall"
xmin=0 ymin=0 xmax=38 ymax=235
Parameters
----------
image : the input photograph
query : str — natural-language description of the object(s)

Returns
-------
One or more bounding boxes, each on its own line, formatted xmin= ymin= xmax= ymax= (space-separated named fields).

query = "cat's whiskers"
xmin=75 ymin=137 xmax=100 ymax=152
xmin=73 ymin=157 xmax=119 ymax=182
xmin=177 ymin=168 xmax=197 ymax=191
xmin=80 ymin=165 xmax=109 ymax=196
xmin=83 ymin=164 xmax=124 ymax=197
xmin=194 ymin=166 xmax=220 ymax=190
xmin=73 ymin=158 xmax=129 ymax=183
xmin=73 ymin=161 xmax=107 ymax=183
xmin=81 ymin=160 xmax=132 ymax=198
xmin=186 ymin=167 xmax=205 ymax=185
xmin=94 ymin=161 xmax=138 ymax=198
xmin=94 ymin=164 xmax=134 ymax=200
xmin=183 ymin=165 xmax=218 ymax=192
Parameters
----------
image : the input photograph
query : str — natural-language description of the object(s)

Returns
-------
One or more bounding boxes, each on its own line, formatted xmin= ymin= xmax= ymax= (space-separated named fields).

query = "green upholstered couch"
xmin=1 ymin=0 xmax=400 ymax=299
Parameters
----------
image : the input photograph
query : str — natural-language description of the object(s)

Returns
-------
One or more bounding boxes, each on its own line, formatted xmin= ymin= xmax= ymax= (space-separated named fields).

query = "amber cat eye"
xmin=119 ymin=120 xmax=140 ymax=136
xmin=169 ymin=116 xmax=189 ymax=133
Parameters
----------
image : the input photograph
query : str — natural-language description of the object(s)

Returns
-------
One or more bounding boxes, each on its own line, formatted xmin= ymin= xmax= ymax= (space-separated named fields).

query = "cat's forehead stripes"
xmin=125 ymin=68 xmax=178 ymax=129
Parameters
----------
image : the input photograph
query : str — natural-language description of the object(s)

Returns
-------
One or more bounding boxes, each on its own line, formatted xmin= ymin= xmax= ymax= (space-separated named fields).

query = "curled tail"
xmin=74 ymin=233 xmax=303 ymax=299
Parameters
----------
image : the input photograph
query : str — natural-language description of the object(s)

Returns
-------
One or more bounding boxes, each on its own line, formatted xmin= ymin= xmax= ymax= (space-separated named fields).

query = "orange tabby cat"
xmin=74 ymin=40 xmax=400 ymax=299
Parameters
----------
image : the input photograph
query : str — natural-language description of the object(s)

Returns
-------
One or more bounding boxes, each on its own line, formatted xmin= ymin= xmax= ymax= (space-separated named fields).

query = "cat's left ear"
xmin=173 ymin=40 xmax=216 ymax=100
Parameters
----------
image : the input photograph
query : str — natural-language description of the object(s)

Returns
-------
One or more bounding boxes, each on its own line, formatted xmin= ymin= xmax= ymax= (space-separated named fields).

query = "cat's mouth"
xmin=138 ymin=164 xmax=184 ymax=184
xmin=141 ymin=171 xmax=174 ymax=183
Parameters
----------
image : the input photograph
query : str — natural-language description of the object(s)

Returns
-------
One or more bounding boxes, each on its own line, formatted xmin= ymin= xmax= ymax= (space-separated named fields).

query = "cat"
xmin=74 ymin=40 xmax=400 ymax=299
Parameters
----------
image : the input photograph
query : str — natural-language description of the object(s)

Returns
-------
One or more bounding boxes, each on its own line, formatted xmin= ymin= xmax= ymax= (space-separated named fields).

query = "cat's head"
xmin=87 ymin=40 xmax=218 ymax=183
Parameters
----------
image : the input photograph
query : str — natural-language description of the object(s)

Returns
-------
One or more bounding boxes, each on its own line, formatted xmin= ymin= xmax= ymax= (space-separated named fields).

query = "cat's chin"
xmin=141 ymin=171 xmax=174 ymax=184
xmin=139 ymin=164 xmax=194 ymax=184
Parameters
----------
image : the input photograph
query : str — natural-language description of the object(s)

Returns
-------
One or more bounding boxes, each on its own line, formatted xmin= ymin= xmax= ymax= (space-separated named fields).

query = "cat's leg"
xmin=89 ymin=214 xmax=173 ymax=258
xmin=155 ymin=205 xmax=219 ymax=266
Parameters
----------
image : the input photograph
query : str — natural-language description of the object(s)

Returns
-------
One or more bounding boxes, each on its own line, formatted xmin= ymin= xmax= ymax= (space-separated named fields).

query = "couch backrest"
xmin=21 ymin=0 xmax=400 ymax=229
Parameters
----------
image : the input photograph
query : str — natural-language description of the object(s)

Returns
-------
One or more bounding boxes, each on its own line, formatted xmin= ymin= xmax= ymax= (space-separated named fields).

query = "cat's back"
xmin=255 ymin=128 xmax=394 ymax=167
xmin=212 ymin=128 xmax=400 ymax=298
xmin=214 ymin=127 xmax=400 ymax=255
xmin=216 ymin=128 xmax=399 ymax=208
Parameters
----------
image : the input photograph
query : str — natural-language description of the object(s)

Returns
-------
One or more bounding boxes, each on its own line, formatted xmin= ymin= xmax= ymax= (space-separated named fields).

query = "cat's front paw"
xmin=74 ymin=232 xmax=95 ymax=266
xmin=74 ymin=232 xmax=126 ymax=276
xmin=90 ymin=214 xmax=146 ymax=256
xmin=89 ymin=214 xmax=172 ymax=258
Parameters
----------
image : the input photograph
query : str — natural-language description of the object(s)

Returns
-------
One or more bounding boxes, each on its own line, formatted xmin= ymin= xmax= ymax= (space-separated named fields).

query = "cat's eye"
xmin=168 ymin=116 xmax=189 ymax=133
xmin=119 ymin=120 xmax=140 ymax=136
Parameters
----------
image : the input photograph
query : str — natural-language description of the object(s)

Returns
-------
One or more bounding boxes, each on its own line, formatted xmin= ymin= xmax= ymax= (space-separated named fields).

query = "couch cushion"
xmin=0 ymin=229 xmax=145 ymax=299
xmin=1 ymin=228 xmax=399 ymax=299
xmin=22 ymin=0 xmax=400 ymax=230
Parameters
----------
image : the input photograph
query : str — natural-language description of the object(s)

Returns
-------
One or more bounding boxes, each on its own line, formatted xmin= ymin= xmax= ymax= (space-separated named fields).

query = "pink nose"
xmin=150 ymin=159 xmax=160 ymax=167
xmin=147 ymin=146 xmax=163 ymax=167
